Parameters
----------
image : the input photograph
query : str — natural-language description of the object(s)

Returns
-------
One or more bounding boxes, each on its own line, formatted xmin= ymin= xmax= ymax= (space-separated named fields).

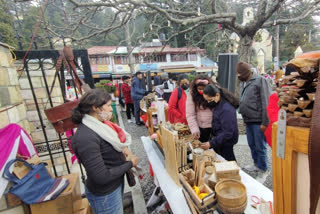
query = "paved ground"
xmin=120 ymin=111 xmax=273 ymax=213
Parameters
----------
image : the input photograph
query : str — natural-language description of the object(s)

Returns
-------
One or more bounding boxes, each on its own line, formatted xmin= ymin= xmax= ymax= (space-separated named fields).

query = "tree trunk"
xmin=234 ymin=34 xmax=254 ymax=97
xmin=238 ymin=34 xmax=253 ymax=63
xmin=125 ymin=21 xmax=135 ymax=74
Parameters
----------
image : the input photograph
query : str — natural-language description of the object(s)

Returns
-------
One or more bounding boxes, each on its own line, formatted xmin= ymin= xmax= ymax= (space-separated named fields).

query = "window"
xmin=143 ymin=54 xmax=167 ymax=63
xmin=171 ymin=54 xmax=188 ymax=62
xmin=114 ymin=56 xmax=129 ymax=64
xmin=189 ymin=54 xmax=197 ymax=61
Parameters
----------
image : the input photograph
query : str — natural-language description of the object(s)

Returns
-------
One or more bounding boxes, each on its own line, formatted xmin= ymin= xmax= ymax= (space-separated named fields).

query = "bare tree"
xmin=61 ymin=0 xmax=320 ymax=63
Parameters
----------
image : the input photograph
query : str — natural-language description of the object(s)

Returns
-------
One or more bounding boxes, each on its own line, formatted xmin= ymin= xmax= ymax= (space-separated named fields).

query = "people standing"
xmin=186 ymin=74 xmax=214 ymax=142
xmin=121 ymin=76 xmax=134 ymax=123
xmin=201 ymin=84 xmax=239 ymax=161
xmin=168 ymin=74 xmax=190 ymax=124
xmin=236 ymin=62 xmax=271 ymax=183
xmin=155 ymin=73 xmax=175 ymax=102
xmin=131 ymin=71 xmax=147 ymax=126
xmin=153 ymin=72 xmax=161 ymax=86
xmin=71 ymin=89 xmax=139 ymax=214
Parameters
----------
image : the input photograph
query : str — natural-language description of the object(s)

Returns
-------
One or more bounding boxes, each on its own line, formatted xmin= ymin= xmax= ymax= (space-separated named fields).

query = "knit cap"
xmin=236 ymin=62 xmax=252 ymax=81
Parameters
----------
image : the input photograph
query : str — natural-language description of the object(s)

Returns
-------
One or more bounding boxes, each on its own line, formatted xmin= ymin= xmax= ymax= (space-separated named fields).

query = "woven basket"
xmin=215 ymin=179 xmax=247 ymax=208
xmin=218 ymin=200 xmax=247 ymax=214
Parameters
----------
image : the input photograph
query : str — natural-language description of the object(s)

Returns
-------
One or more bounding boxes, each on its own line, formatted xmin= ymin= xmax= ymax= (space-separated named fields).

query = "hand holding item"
xmin=130 ymin=155 xmax=139 ymax=167
xmin=260 ymin=125 xmax=267 ymax=132
xmin=200 ymin=142 xmax=210 ymax=150
xmin=193 ymin=132 xmax=200 ymax=140
xmin=123 ymin=147 xmax=132 ymax=157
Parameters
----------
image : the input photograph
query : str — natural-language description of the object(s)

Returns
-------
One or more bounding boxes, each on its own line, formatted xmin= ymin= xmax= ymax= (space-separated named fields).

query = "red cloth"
xmin=121 ymin=83 xmax=133 ymax=104
xmin=104 ymin=121 xmax=126 ymax=143
xmin=168 ymin=87 xmax=188 ymax=125
xmin=265 ymin=93 xmax=280 ymax=148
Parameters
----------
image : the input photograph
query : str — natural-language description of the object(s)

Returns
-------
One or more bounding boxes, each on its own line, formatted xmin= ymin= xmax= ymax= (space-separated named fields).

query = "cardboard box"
xmin=13 ymin=156 xmax=54 ymax=179
xmin=74 ymin=198 xmax=90 ymax=214
xmin=30 ymin=173 xmax=82 ymax=214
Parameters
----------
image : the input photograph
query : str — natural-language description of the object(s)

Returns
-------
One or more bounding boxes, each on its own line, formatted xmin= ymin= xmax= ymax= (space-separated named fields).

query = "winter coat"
xmin=265 ymin=93 xmax=280 ymax=148
xmin=131 ymin=77 xmax=146 ymax=101
xmin=186 ymin=93 xmax=213 ymax=134
xmin=121 ymin=83 xmax=133 ymax=104
xmin=239 ymin=73 xmax=271 ymax=126
xmin=168 ymin=87 xmax=188 ymax=124
xmin=154 ymin=75 xmax=161 ymax=86
xmin=209 ymin=98 xmax=238 ymax=148
xmin=72 ymin=124 xmax=132 ymax=195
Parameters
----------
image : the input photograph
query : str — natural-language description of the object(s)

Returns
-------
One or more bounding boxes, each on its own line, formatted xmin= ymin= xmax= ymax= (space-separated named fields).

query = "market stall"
xmin=272 ymin=56 xmax=320 ymax=214
xmin=142 ymin=136 xmax=273 ymax=214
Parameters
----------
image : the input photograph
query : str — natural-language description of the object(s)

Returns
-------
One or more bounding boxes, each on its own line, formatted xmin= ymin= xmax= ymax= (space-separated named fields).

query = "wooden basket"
xmin=215 ymin=179 xmax=247 ymax=209
xmin=179 ymin=169 xmax=216 ymax=211
xmin=218 ymin=200 xmax=247 ymax=214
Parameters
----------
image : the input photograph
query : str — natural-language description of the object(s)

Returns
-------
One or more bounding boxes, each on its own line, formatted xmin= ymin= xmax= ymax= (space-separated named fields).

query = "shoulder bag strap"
xmin=4 ymin=159 xmax=34 ymax=184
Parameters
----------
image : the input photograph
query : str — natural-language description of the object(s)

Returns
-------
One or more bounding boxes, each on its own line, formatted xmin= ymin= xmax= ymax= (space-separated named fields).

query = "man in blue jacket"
xmin=131 ymin=72 xmax=147 ymax=126
xmin=236 ymin=62 xmax=271 ymax=184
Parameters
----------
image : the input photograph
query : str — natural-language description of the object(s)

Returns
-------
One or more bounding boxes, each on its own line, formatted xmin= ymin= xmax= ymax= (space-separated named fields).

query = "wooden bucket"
xmin=215 ymin=179 xmax=247 ymax=209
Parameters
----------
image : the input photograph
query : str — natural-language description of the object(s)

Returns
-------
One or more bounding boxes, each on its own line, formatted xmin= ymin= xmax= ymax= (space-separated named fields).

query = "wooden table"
xmin=142 ymin=136 xmax=273 ymax=214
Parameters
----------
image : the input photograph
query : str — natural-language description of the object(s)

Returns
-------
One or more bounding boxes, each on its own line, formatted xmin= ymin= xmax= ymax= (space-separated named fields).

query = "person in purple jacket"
xmin=200 ymin=84 xmax=240 ymax=161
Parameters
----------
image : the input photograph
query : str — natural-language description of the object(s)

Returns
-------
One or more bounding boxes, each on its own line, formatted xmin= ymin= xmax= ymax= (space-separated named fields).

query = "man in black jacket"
xmin=236 ymin=62 xmax=271 ymax=184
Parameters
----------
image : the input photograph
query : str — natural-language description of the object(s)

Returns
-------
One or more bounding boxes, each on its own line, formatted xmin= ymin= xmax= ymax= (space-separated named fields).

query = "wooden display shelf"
xmin=272 ymin=123 xmax=312 ymax=214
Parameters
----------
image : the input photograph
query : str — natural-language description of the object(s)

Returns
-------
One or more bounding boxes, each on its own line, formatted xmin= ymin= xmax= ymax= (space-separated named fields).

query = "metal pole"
xmin=25 ymin=60 xmax=58 ymax=177
xmin=276 ymin=25 xmax=280 ymax=70
xmin=39 ymin=59 xmax=70 ymax=174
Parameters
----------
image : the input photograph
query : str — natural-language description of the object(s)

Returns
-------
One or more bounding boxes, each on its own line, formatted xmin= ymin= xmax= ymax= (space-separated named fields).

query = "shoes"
xmin=128 ymin=119 xmax=133 ymax=123
xmin=136 ymin=121 xmax=144 ymax=126
xmin=256 ymin=170 xmax=268 ymax=184
xmin=243 ymin=164 xmax=259 ymax=172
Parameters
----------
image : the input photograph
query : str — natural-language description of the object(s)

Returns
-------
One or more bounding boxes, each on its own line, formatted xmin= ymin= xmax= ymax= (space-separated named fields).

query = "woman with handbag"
xmin=71 ymin=88 xmax=139 ymax=214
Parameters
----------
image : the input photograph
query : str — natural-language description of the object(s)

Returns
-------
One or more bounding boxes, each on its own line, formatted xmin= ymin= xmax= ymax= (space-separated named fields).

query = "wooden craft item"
xmin=215 ymin=161 xmax=239 ymax=180
xmin=208 ymin=173 xmax=217 ymax=189
xmin=160 ymin=125 xmax=180 ymax=186
xmin=179 ymin=171 xmax=216 ymax=211
xmin=205 ymin=166 xmax=214 ymax=175
xmin=215 ymin=179 xmax=247 ymax=209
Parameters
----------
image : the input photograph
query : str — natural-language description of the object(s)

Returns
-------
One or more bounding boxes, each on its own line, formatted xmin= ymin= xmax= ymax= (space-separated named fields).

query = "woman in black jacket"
xmin=71 ymin=89 xmax=138 ymax=214
xmin=200 ymin=84 xmax=239 ymax=161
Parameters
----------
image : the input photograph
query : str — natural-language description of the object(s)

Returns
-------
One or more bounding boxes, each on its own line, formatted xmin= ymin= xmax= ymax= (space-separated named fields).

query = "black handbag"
xmin=126 ymin=169 xmax=136 ymax=187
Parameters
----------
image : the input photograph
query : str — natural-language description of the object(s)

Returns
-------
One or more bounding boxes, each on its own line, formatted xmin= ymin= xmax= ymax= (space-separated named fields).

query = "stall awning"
xmin=160 ymin=65 xmax=195 ymax=73
xmin=196 ymin=66 xmax=218 ymax=73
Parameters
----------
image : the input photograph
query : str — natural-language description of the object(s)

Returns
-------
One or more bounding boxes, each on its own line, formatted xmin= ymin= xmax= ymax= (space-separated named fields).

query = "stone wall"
xmin=0 ymin=43 xmax=76 ymax=213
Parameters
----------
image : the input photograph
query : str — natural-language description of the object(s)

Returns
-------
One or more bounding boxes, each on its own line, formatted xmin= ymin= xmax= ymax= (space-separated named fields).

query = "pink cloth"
xmin=66 ymin=130 xmax=78 ymax=164
xmin=186 ymin=93 xmax=213 ymax=134
xmin=0 ymin=124 xmax=37 ymax=197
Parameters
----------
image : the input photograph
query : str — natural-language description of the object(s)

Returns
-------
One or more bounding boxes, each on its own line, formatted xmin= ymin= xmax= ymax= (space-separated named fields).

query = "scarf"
xmin=82 ymin=114 xmax=131 ymax=152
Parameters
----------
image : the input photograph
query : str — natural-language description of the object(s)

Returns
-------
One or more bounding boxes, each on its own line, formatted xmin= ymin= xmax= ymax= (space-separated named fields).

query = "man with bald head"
xmin=236 ymin=62 xmax=271 ymax=184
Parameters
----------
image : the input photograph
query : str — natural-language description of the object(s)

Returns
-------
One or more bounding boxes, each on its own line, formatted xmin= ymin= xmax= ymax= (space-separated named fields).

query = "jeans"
xmin=85 ymin=185 xmax=123 ymax=214
xmin=245 ymin=123 xmax=268 ymax=171
xmin=133 ymin=99 xmax=141 ymax=123
xmin=126 ymin=103 xmax=134 ymax=120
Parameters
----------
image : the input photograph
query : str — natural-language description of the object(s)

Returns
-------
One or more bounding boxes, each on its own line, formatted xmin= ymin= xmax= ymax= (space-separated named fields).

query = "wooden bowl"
xmin=215 ymin=179 xmax=247 ymax=209
xmin=282 ymin=95 xmax=295 ymax=104
xmin=278 ymin=98 xmax=284 ymax=107
xmin=298 ymin=100 xmax=311 ymax=109
xmin=307 ymin=93 xmax=315 ymax=101
xmin=218 ymin=200 xmax=247 ymax=214
xmin=303 ymin=109 xmax=312 ymax=118
xmin=296 ymin=79 xmax=307 ymax=87
xmin=294 ymin=111 xmax=304 ymax=117
xmin=289 ymin=88 xmax=302 ymax=97
xmin=206 ymin=166 xmax=214 ymax=175
xmin=288 ymin=104 xmax=298 ymax=112
xmin=312 ymin=82 xmax=318 ymax=87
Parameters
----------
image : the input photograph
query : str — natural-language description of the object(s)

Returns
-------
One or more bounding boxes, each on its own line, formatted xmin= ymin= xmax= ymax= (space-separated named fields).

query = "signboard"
xmin=139 ymin=64 xmax=158 ymax=70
